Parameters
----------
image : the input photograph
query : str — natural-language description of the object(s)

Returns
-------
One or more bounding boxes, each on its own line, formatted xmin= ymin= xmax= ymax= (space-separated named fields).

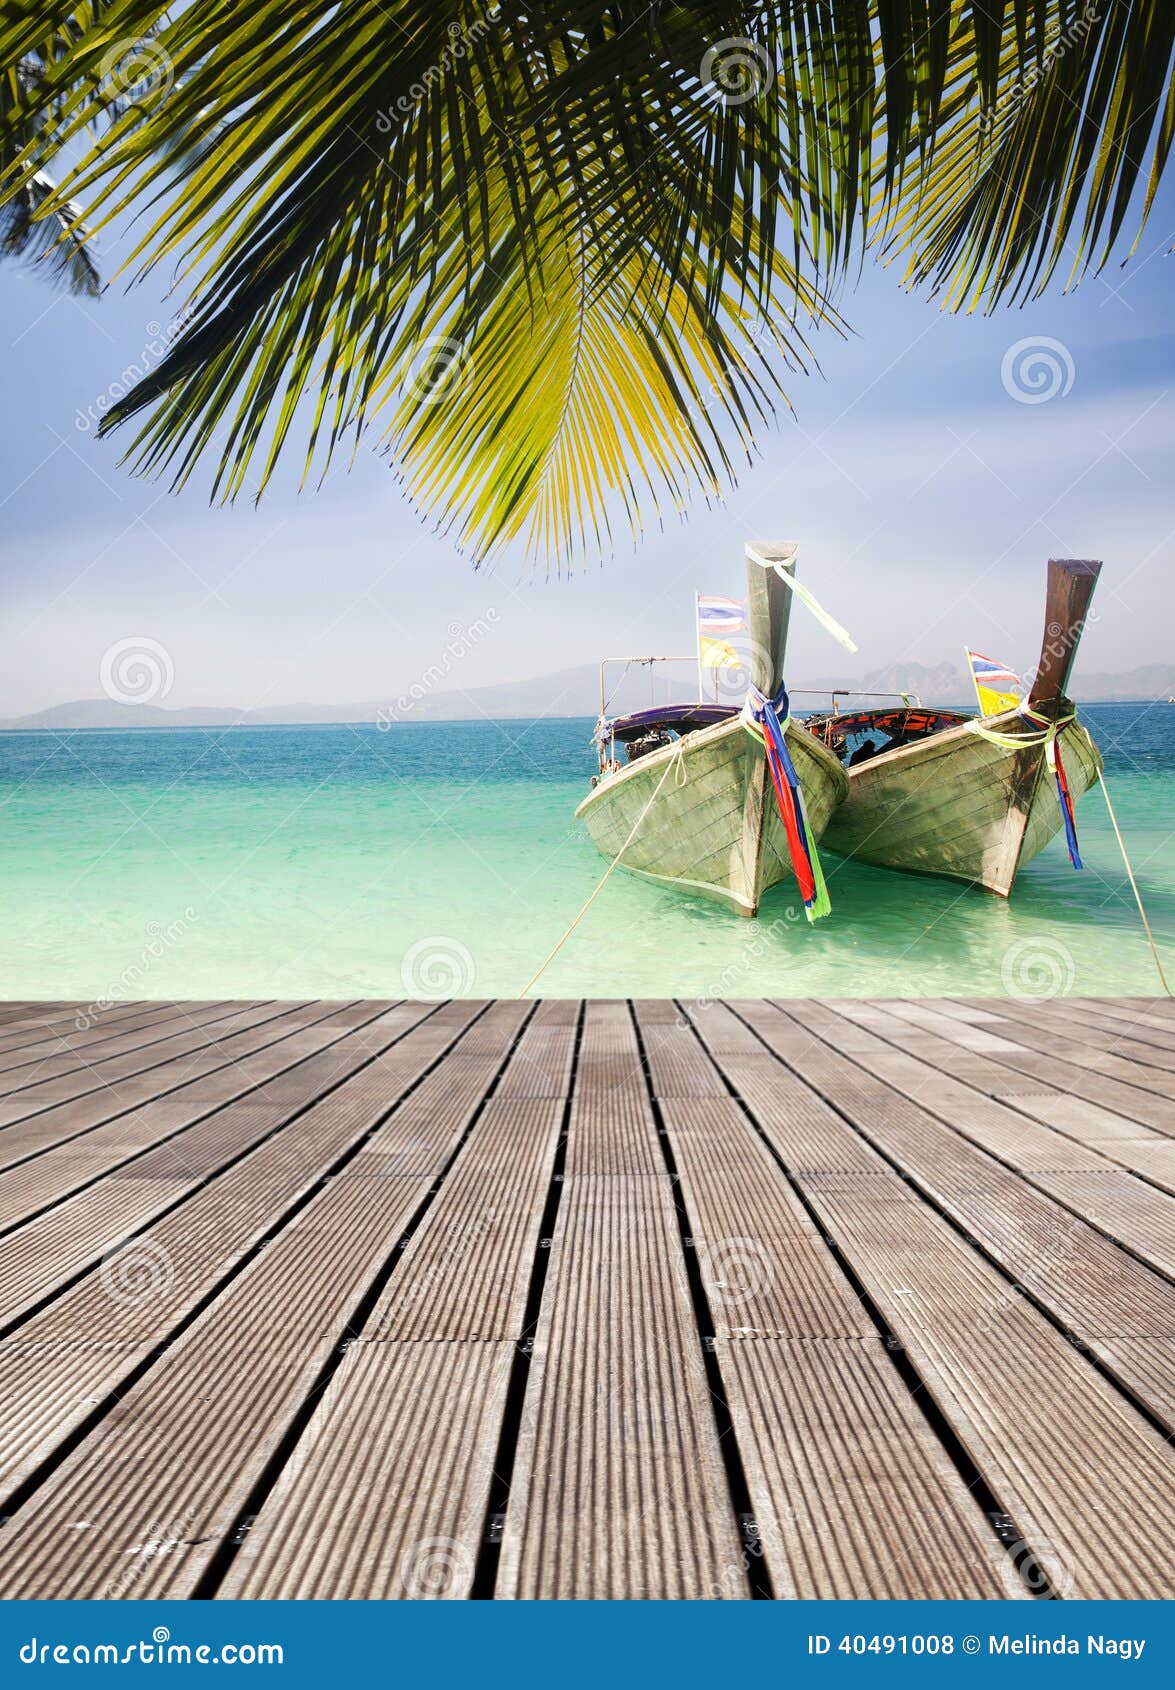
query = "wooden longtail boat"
xmin=574 ymin=545 xmax=848 ymax=916
xmin=809 ymin=558 xmax=1104 ymax=896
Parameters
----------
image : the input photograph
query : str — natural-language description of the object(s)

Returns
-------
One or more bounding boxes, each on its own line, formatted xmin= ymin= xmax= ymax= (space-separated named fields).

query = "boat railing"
xmin=598 ymin=656 xmax=698 ymax=719
xmin=790 ymin=688 xmax=923 ymax=714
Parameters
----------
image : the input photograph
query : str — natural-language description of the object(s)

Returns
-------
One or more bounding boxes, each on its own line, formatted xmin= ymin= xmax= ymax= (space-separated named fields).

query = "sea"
xmin=0 ymin=704 xmax=1170 ymax=1001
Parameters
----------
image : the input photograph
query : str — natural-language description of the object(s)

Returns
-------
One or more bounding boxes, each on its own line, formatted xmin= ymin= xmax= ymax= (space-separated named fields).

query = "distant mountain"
xmin=3 ymin=658 xmax=1172 ymax=732
xmin=1 ymin=699 xmax=249 ymax=730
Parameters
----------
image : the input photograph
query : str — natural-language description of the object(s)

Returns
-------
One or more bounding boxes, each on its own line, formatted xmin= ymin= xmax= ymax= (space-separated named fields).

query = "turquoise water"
xmin=0 ymin=705 xmax=1171 ymax=999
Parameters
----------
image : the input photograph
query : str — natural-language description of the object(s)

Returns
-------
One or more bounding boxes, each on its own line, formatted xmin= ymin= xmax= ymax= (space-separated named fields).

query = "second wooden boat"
xmin=808 ymin=558 xmax=1104 ymax=895
xmin=575 ymin=545 xmax=849 ymax=916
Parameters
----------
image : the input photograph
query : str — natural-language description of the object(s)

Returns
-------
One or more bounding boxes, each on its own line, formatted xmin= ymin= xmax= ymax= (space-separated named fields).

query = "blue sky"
xmin=1 ymin=182 xmax=1173 ymax=716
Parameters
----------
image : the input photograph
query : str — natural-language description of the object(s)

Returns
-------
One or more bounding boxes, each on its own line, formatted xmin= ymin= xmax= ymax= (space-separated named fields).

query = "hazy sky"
xmin=2 ymin=181 xmax=1173 ymax=717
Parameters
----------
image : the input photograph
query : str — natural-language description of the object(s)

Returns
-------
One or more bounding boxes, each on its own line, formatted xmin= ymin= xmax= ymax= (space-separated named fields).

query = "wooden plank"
xmin=217 ymin=1013 xmax=577 ymax=1597
xmin=690 ymin=1005 xmax=1175 ymax=1599
xmin=1032 ymin=999 xmax=1175 ymax=1071
xmin=223 ymin=1341 xmax=515 ymax=1598
xmin=497 ymin=1175 xmax=743 ymax=1598
xmin=892 ymin=1001 xmax=1175 ymax=1127
xmin=642 ymin=1018 xmax=1025 ymax=1596
xmin=359 ymin=1004 xmax=572 ymax=1341
xmin=0 ymin=993 xmax=202 ymax=1074
xmin=830 ymin=1000 xmax=1175 ymax=1186
xmin=0 ymin=1003 xmax=371 ymax=1230
xmin=0 ymin=1171 xmax=435 ymax=1599
xmin=0 ymin=1002 xmax=234 ymax=1095
xmin=0 ymin=1005 xmax=487 ymax=1512
xmin=718 ymin=1338 xmax=1024 ymax=1599
xmin=0 ymin=1004 xmax=453 ymax=1336
xmin=753 ymin=1001 xmax=1175 ymax=1426
xmin=0 ymin=1001 xmax=331 ymax=1174
xmin=564 ymin=1000 xmax=661 ymax=1175
xmin=0 ymin=1003 xmax=292 ymax=1129
xmin=1028 ymin=1171 xmax=1175 ymax=1279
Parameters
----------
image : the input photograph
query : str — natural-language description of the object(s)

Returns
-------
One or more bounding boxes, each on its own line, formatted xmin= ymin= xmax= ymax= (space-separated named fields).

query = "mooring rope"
xmin=1098 ymin=770 xmax=1172 ymax=997
xmin=519 ymin=742 xmax=686 ymax=998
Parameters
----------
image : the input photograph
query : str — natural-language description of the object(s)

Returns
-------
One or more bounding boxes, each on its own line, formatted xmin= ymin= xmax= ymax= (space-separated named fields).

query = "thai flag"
xmin=968 ymin=650 xmax=1019 ymax=689
xmin=697 ymin=594 xmax=746 ymax=634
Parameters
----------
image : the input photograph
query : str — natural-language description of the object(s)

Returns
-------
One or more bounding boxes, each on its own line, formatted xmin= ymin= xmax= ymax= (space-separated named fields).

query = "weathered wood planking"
xmin=631 ymin=1005 xmax=1024 ymax=1599
xmin=0 ymin=1003 xmax=352 ymax=1202
xmin=0 ymin=998 xmax=1169 ymax=1603
xmin=0 ymin=1002 xmax=505 ymax=1596
xmin=684 ymin=1002 xmax=1175 ymax=1598
xmin=223 ymin=1002 xmax=576 ymax=1599
xmin=0 ymin=1003 xmax=299 ymax=1128
xmin=0 ymin=1001 xmax=224 ymax=1080
xmin=0 ymin=1002 xmax=242 ymax=1100
xmin=497 ymin=1001 xmax=742 ymax=1598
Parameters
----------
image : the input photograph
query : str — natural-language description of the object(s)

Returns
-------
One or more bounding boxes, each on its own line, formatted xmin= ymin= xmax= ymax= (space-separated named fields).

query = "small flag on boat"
xmin=697 ymin=594 xmax=746 ymax=670
xmin=967 ymin=649 xmax=1021 ymax=717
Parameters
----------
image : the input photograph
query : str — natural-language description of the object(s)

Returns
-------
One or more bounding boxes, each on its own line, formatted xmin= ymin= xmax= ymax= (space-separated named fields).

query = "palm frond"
xmin=881 ymin=2 xmax=1175 ymax=308
xmin=1 ymin=2 xmax=1172 ymax=562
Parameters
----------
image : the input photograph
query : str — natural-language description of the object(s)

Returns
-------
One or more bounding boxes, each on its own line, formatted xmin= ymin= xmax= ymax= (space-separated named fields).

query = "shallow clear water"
xmin=0 ymin=704 xmax=1171 ymax=999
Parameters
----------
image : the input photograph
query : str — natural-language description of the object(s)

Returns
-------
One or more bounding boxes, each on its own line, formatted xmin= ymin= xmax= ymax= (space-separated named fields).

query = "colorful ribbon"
xmin=742 ymin=683 xmax=832 ymax=921
xmin=969 ymin=706 xmax=1083 ymax=870
xmin=1024 ymin=707 xmax=1083 ymax=870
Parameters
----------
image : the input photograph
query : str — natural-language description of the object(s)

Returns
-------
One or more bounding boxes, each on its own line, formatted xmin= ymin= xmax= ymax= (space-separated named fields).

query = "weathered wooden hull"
xmin=575 ymin=715 xmax=848 ymax=915
xmin=820 ymin=711 xmax=1103 ymax=896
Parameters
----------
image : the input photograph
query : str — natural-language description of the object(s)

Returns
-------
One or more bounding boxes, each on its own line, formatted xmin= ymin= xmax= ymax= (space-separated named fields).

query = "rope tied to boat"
xmin=968 ymin=705 xmax=1084 ymax=869
xmin=741 ymin=683 xmax=832 ymax=922
xmin=518 ymin=739 xmax=688 ymax=998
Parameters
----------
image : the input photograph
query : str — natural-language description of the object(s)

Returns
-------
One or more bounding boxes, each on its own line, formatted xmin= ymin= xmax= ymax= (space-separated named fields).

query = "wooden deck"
xmin=0 ymin=994 xmax=1171 ymax=1601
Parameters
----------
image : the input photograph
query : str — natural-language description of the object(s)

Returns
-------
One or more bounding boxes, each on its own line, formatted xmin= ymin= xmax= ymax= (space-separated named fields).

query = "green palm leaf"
xmin=1 ymin=3 xmax=1172 ymax=561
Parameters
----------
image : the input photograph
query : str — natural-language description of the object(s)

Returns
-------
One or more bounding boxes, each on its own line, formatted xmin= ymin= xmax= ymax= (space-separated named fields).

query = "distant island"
xmin=3 ymin=660 xmax=1173 ymax=732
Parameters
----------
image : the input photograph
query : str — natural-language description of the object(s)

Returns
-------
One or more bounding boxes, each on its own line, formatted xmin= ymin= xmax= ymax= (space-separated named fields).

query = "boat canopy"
xmin=603 ymin=703 xmax=737 ymax=743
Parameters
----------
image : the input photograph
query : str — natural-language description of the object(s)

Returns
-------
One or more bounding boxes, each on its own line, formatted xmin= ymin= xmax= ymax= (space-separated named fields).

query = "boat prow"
xmin=575 ymin=544 xmax=848 ymax=916
xmin=815 ymin=558 xmax=1104 ymax=896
